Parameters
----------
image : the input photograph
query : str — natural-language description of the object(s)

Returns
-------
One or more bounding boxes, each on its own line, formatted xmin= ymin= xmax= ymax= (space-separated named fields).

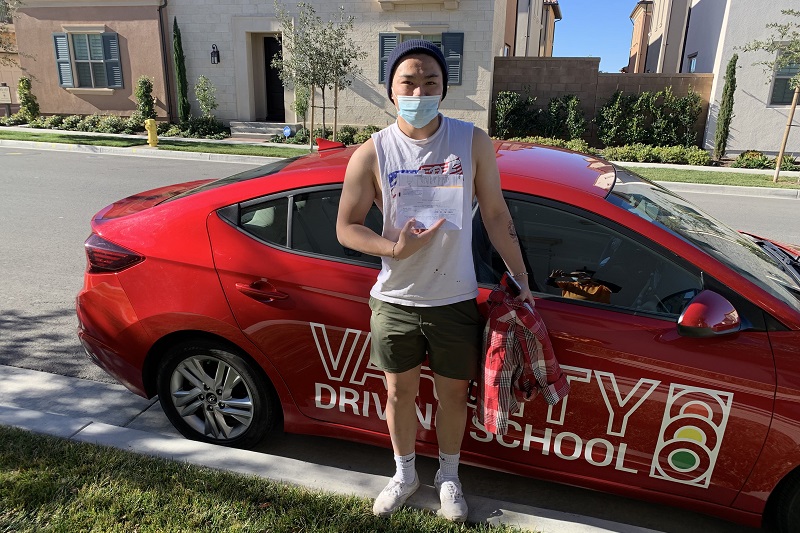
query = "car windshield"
xmin=606 ymin=167 xmax=800 ymax=314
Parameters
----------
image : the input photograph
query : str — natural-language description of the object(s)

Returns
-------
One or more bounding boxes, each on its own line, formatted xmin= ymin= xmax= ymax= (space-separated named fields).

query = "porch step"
xmin=229 ymin=121 xmax=302 ymax=137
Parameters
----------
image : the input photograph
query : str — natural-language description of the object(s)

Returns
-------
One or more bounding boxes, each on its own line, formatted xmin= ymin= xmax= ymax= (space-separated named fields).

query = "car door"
xmin=468 ymin=195 xmax=775 ymax=507
xmin=207 ymin=186 xmax=440 ymax=441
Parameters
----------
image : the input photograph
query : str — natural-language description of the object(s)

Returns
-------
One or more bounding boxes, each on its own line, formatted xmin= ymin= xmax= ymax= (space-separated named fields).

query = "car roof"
xmin=276 ymin=140 xmax=615 ymax=198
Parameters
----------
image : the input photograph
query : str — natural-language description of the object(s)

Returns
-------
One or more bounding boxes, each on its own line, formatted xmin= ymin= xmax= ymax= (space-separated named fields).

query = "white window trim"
xmin=65 ymin=88 xmax=115 ymax=95
xmin=393 ymin=24 xmax=450 ymax=34
xmin=379 ymin=0 xmax=458 ymax=11
xmin=61 ymin=24 xmax=106 ymax=34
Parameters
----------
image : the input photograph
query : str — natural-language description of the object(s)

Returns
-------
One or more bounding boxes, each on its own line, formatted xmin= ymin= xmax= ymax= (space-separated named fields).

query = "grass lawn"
xmin=624 ymin=165 xmax=800 ymax=189
xmin=0 ymin=427 xmax=518 ymax=533
xmin=0 ymin=129 xmax=309 ymax=159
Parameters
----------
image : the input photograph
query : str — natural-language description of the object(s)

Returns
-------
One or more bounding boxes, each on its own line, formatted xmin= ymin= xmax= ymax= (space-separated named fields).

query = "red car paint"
xmin=76 ymin=142 xmax=800 ymax=529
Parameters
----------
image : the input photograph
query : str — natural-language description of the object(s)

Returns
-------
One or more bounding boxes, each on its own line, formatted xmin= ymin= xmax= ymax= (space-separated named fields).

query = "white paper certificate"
xmin=394 ymin=172 xmax=464 ymax=230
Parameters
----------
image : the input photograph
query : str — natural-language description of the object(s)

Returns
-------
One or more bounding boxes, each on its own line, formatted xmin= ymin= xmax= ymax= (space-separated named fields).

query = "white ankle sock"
xmin=392 ymin=452 xmax=416 ymax=484
xmin=438 ymin=451 xmax=460 ymax=482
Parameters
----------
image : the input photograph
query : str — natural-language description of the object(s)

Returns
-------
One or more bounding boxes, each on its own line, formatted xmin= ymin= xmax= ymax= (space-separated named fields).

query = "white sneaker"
xmin=372 ymin=476 xmax=420 ymax=517
xmin=434 ymin=470 xmax=468 ymax=522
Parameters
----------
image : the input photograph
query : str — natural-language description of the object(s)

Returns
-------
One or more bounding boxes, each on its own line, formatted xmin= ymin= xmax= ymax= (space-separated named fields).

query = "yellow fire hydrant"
xmin=144 ymin=118 xmax=158 ymax=147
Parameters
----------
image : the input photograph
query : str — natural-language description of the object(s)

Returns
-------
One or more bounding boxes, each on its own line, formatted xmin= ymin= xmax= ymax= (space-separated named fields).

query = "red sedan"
xmin=76 ymin=142 xmax=800 ymax=531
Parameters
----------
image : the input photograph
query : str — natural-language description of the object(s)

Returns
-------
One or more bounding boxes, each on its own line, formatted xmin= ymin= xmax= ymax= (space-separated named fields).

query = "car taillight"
xmin=84 ymin=234 xmax=144 ymax=273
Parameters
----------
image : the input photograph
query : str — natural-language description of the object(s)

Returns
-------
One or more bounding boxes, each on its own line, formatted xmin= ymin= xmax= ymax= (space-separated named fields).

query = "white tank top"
xmin=370 ymin=116 xmax=478 ymax=307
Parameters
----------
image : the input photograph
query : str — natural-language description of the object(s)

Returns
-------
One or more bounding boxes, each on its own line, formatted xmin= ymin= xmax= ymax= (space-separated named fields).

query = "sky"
xmin=552 ymin=0 xmax=636 ymax=73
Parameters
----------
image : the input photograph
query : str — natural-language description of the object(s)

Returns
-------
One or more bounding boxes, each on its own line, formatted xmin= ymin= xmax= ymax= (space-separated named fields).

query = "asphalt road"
xmin=0 ymin=146 xmax=780 ymax=533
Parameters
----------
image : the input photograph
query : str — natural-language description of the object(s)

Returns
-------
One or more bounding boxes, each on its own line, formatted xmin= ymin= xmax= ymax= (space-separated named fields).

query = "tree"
xmin=714 ymin=54 xmax=738 ymax=161
xmin=272 ymin=2 xmax=365 ymax=144
xmin=194 ymin=75 xmax=218 ymax=118
xmin=173 ymin=17 xmax=191 ymax=124
xmin=742 ymin=9 xmax=800 ymax=182
xmin=0 ymin=1 xmax=22 ymax=67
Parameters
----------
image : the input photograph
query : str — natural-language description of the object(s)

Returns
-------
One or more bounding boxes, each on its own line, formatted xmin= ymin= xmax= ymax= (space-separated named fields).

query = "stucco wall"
xmin=703 ymin=0 xmax=800 ymax=156
xmin=681 ymin=0 xmax=725 ymax=74
xmin=14 ymin=4 xmax=168 ymax=118
xmin=492 ymin=56 xmax=712 ymax=145
xmin=166 ymin=0 xmax=498 ymax=130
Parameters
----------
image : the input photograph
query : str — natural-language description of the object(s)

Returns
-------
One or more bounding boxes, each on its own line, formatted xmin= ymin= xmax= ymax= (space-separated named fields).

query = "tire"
xmin=157 ymin=340 xmax=275 ymax=449
xmin=768 ymin=471 xmax=800 ymax=533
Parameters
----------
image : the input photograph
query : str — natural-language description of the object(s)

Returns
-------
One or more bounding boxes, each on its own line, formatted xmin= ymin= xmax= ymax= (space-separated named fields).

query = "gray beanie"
xmin=385 ymin=39 xmax=448 ymax=101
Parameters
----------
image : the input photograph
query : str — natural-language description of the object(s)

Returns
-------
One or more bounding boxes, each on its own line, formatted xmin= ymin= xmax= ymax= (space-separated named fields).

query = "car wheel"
xmin=157 ymin=340 xmax=275 ymax=448
xmin=768 ymin=471 xmax=800 ymax=533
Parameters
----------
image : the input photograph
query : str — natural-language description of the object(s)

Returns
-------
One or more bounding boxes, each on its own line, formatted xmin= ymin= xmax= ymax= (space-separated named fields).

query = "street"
xmin=0 ymin=146 xmax=783 ymax=533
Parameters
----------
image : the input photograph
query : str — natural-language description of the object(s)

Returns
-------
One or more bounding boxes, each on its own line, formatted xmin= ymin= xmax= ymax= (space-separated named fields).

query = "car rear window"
xmin=162 ymin=156 xmax=304 ymax=204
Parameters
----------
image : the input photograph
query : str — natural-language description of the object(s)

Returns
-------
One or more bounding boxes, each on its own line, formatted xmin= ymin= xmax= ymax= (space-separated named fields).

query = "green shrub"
xmin=336 ymin=125 xmax=358 ymax=145
xmin=96 ymin=115 xmax=127 ymax=134
xmin=61 ymin=115 xmax=83 ymax=130
xmin=653 ymin=145 xmax=687 ymax=164
xmin=162 ymin=124 xmax=182 ymax=137
xmin=353 ymin=125 xmax=380 ymax=144
xmin=180 ymin=115 xmax=226 ymax=138
xmin=494 ymin=90 xmax=537 ymax=139
xmin=1 ymin=112 xmax=27 ymax=126
xmin=778 ymin=154 xmax=799 ymax=171
xmin=76 ymin=114 xmax=102 ymax=132
xmin=27 ymin=116 xmax=46 ymax=128
xmin=684 ymin=146 xmax=711 ymax=166
xmin=134 ymin=76 xmax=157 ymax=121
xmin=17 ymin=77 xmax=39 ymax=121
xmin=732 ymin=150 xmax=771 ymax=169
xmin=124 ymin=112 xmax=146 ymax=134
xmin=312 ymin=126 xmax=333 ymax=141
xmin=539 ymin=95 xmax=586 ymax=140
xmin=291 ymin=127 xmax=310 ymax=144
xmin=43 ymin=115 xmax=65 ymax=129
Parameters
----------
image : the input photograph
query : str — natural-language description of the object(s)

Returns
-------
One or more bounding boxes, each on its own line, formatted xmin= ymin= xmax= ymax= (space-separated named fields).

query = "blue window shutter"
xmin=102 ymin=33 xmax=123 ymax=88
xmin=52 ymin=33 xmax=74 ymax=87
xmin=379 ymin=33 xmax=399 ymax=84
xmin=442 ymin=32 xmax=463 ymax=86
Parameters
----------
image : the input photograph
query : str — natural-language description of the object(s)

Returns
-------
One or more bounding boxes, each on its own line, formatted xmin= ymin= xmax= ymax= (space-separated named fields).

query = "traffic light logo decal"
xmin=650 ymin=384 xmax=733 ymax=487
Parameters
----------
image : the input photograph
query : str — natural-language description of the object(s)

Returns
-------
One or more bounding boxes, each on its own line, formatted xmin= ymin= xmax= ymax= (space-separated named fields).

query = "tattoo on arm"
xmin=507 ymin=220 xmax=519 ymax=243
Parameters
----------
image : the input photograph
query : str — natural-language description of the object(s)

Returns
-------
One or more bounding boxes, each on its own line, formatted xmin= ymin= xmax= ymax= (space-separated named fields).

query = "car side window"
xmin=474 ymin=199 xmax=703 ymax=317
xmin=240 ymin=197 xmax=288 ymax=246
xmin=291 ymin=190 xmax=382 ymax=266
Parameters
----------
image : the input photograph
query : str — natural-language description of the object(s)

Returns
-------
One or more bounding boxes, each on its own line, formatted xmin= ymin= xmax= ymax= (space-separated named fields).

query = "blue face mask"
xmin=396 ymin=95 xmax=441 ymax=129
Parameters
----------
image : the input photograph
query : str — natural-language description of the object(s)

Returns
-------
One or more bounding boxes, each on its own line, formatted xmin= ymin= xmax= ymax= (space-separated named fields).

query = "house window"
xmin=378 ymin=32 xmax=463 ymax=86
xmin=770 ymin=56 xmax=799 ymax=105
xmin=687 ymin=53 xmax=697 ymax=73
xmin=52 ymin=32 xmax=123 ymax=89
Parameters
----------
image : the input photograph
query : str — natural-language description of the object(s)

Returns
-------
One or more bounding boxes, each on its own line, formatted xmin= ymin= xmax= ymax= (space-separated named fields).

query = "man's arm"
xmin=337 ymin=139 xmax=444 ymax=260
xmin=472 ymin=127 xmax=534 ymax=304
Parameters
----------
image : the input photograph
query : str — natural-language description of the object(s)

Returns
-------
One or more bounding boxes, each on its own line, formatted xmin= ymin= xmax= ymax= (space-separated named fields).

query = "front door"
xmin=264 ymin=36 xmax=285 ymax=122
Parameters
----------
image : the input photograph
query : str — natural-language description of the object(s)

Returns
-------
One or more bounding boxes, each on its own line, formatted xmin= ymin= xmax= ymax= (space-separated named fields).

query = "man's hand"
xmin=515 ymin=278 xmax=535 ymax=308
xmin=393 ymin=217 xmax=445 ymax=259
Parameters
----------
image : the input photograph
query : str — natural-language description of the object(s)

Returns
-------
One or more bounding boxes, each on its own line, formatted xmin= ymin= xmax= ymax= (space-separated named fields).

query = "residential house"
xmin=628 ymin=0 xmax=799 ymax=156
xmin=11 ymin=0 xmax=171 ymax=120
xmin=7 ymin=0 xmax=560 ymax=132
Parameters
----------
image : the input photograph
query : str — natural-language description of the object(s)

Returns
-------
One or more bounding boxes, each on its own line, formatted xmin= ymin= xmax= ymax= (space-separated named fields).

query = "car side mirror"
xmin=677 ymin=290 xmax=741 ymax=338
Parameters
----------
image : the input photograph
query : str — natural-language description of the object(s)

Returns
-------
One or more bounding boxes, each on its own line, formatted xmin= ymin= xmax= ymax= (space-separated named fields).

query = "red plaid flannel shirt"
xmin=475 ymin=284 xmax=570 ymax=435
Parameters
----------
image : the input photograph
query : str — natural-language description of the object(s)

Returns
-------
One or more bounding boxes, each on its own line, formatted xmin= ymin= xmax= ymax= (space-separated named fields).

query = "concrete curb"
xmin=0 ymin=402 xmax=657 ymax=533
xmin=0 ymin=138 xmax=278 ymax=165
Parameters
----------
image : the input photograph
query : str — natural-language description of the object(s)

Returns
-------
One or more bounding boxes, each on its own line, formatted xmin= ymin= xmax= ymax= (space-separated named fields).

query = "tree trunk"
xmin=321 ymin=87 xmax=327 ymax=136
xmin=773 ymin=85 xmax=799 ymax=183
xmin=309 ymin=85 xmax=315 ymax=152
xmin=333 ymin=84 xmax=339 ymax=142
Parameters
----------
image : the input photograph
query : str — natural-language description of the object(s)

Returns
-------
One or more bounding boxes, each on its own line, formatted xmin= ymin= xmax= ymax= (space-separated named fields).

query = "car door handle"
xmin=235 ymin=281 xmax=288 ymax=303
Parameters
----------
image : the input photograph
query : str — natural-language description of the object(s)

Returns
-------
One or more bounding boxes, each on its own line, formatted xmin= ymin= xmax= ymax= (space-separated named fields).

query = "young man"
xmin=336 ymin=39 xmax=533 ymax=522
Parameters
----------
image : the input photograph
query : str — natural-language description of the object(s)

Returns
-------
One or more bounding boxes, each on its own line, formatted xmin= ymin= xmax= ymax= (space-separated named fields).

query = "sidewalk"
xmin=2 ymin=125 xmax=799 ymax=200
xmin=0 ymin=364 xmax=658 ymax=533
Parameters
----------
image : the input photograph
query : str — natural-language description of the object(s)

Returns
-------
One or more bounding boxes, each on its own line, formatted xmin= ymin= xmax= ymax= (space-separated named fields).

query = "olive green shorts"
xmin=369 ymin=296 xmax=482 ymax=380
